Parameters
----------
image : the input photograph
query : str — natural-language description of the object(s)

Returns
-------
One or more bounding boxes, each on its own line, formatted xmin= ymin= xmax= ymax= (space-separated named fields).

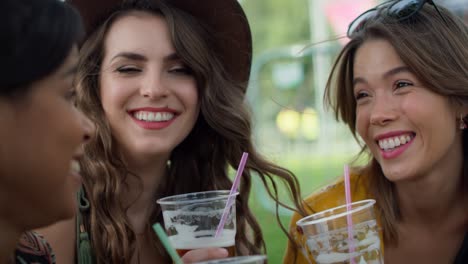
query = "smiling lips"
xmin=69 ymin=158 xmax=82 ymax=187
xmin=375 ymin=132 xmax=415 ymax=159
xmin=133 ymin=111 xmax=174 ymax=122
xmin=129 ymin=108 xmax=177 ymax=130
xmin=70 ymin=160 xmax=80 ymax=174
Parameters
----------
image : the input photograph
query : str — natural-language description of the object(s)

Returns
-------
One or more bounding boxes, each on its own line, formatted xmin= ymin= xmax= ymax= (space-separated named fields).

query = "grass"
xmin=249 ymin=154 xmax=356 ymax=263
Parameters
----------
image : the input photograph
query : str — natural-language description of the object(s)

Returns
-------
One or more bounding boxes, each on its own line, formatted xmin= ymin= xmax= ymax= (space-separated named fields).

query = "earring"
xmin=460 ymin=114 xmax=467 ymax=130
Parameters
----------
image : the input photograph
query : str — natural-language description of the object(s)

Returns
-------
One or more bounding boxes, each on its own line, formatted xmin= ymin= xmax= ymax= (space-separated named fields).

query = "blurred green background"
xmin=239 ymin=0 xmax=370 ymax=263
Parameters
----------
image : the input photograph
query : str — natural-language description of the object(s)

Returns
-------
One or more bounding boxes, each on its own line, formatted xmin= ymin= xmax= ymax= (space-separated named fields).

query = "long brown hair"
xmin=76 ymin=0 xmax=306 ymax=263
xmin=324 ymin=5 xmax=468 ymax=245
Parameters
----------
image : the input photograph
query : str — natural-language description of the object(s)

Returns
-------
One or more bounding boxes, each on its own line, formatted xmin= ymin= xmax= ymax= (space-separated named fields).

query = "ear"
xmin=454 ymin=102 xmax=468 ymax=118
xmin=458 ymin=105 xmax=468 ymax=119
xmin=456 ymin=105 xmax=468 ymax=131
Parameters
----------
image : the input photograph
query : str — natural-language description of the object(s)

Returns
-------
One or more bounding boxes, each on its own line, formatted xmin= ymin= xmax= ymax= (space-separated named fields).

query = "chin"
xmin=134 ymin=141 xmax=174 ymax=155
xmin=382 ymin=169 xmax=411 ymax=183
xmin=142 ymin=145 xmax=175 ymax=156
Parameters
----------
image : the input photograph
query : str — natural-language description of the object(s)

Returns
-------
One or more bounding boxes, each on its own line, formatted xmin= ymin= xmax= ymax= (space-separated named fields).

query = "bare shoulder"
xmin=36 ymin=216 xmax=76 ymax=264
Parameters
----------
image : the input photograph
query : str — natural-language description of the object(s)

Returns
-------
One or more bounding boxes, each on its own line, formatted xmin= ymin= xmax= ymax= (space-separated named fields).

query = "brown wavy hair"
xmin=75 ymin=0 xmax=307 ymax=263
xmin=324 ymin=5 xmax=468 ymax=245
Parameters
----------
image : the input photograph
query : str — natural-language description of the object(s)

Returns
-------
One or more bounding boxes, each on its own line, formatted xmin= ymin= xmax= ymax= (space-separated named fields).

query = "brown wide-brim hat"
xmin=67 ymin=0 xmax=252 ymax=89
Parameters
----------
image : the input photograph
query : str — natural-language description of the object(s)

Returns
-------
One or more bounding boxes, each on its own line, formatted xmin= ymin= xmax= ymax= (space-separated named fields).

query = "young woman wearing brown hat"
xmin=38 ymin=0 xmax=307 ymax=263
xmin=1 ymin=0 xmax=94 ymax=263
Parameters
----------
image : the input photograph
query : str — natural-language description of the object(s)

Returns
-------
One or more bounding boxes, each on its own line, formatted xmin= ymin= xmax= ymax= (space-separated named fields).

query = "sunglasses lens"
xmin=348 ymin=9 xmax=378 ymax=37
xmin=388 ymin=0 xmax=421 ymax=19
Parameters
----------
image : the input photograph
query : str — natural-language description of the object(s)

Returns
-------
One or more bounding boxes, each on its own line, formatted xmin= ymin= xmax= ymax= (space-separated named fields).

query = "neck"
xmin=395 ymin=163 xmax=466 ymax=226
xmin=122 ymin=154 xmax=169 ymax=233
xmin=0 ymin=218 xmax=22 ymax=264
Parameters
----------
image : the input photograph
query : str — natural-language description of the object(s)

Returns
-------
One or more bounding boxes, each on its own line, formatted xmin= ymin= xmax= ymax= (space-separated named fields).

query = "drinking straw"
xmin=344 ymin=164 xmax=356 ymax=264
xmin=152 ymin=223 xmax=183 ymax=264
xmin=215 ymin=152 xmax=249 ymax=238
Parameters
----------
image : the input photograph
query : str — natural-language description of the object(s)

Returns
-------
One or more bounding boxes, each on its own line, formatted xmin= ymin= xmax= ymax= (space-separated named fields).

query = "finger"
xmin=181 ymin=248 xmax=229 ymax=263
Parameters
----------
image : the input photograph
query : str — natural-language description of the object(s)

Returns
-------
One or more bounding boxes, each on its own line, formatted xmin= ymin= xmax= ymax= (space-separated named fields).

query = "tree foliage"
xmin=241 ymin=0 xmax=311 ymax=54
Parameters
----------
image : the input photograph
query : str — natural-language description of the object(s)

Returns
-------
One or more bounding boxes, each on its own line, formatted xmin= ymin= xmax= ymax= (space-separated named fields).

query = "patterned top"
xmin=13 ymin=231 xmax=55 ymax=264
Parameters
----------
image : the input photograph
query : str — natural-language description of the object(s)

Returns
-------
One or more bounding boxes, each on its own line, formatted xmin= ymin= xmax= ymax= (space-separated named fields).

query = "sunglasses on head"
xmin=347 ymin=0 xmax=449 ymax=38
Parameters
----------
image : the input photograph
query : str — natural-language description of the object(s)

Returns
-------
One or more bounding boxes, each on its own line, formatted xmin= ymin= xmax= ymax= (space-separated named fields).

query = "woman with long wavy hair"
xmin=284 ymin=1 xmax=468 ymax=263
xmin=38 ymin=0 xmax=307 ymax=263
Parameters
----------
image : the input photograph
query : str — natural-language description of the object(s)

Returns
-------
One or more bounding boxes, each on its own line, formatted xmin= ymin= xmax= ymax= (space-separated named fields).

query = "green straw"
xmin=152 ymin=223 xmax=183 ymax=264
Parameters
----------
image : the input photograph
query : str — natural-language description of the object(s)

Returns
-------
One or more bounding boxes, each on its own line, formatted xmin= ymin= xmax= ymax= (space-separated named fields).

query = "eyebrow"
xmin=109 ymin=52 xmax=181 ymax=63
xmin=163 ymin=53 xmax=181 ymax=62
xmin=383 ymin=66 xmax=410 ymax=78
xmin=110 ymin=52 xmax=147 ymax=63
xmin=353 ymin=66 xmax=411 ymax=86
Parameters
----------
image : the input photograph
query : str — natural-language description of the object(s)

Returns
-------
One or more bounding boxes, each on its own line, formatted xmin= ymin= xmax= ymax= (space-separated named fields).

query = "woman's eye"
xmin=116 ymin=66 xmax=141 ymax=74
xmin=355 ymin=91 xmax=369 ymax=101
xmin=395 ymin=80 xmax=413 ymax=89
xmin=169 ymin=66 xmax=193 ymax=75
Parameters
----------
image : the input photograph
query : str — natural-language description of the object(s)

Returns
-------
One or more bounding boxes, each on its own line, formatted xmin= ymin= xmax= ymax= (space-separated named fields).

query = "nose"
xmin=369 ymin=95 xmax=398 ymax=126
xmin=140 ymin=72 xmax=168 ymax=99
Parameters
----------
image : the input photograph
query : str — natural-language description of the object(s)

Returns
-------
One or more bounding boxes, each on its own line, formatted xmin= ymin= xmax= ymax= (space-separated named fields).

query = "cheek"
xmin=100 ymin=79 xmax=130 ymax=113
xmin=2 ymin=129 xmax=71 ymax=196
xmin=355 ymin=108 xmax=369 ymax=141
xmin=180 ymin=82 xmax=199 ymax=111
xmin=190 ymin=93 xmax=200 ymax=112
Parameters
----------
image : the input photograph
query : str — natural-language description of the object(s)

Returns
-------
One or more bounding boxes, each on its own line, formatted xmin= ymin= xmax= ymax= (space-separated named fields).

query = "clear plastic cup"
xmin=194 ymin=255 xmax=267 ymax=264
xmin=296 ymin=199 xmax=383 ymax=264
xmin=157 ymin=190 xmax=238 ymax=257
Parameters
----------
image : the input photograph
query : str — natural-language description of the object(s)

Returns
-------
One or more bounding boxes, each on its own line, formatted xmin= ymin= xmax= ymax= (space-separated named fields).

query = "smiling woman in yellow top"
xmin=284 ymin=1 xmax=468 ymax=263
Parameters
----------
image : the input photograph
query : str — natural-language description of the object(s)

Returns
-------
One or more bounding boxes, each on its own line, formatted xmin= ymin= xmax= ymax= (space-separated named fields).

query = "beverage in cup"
xmin=194 ymin=255 xmax=267 ymax=264
xmin=296 ymin=199 xmax=383 ymax=264
xmin=157 ymin=190 xmax=238 ymax=257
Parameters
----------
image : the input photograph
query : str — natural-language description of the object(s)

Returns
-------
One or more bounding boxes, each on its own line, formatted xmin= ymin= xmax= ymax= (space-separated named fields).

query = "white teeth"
xmin=71 ymin=160 xmax=80 ymax=174
xmin=133 ymin=111 xmax=175 ymax=122
xmin=378 ymin=134 xmax=413 ymax=151
xmin=400 ymin=136 xmax=406 ymax=144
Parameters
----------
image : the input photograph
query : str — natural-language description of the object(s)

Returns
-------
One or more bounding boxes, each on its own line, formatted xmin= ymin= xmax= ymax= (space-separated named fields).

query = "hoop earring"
xmin=460 ymin=114 xmax=467 ymax=130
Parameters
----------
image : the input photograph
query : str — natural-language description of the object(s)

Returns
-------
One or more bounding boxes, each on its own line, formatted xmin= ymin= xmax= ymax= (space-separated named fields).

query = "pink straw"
xmin=215 ymin=152 xmax=249 ymax=238
xmin=344 ymin=164 xmax=356 ymax=264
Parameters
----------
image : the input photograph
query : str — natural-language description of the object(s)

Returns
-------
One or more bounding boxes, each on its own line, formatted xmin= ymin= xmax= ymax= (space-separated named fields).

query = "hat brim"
xmin=67 ymin=0 xmax=252 ymax=88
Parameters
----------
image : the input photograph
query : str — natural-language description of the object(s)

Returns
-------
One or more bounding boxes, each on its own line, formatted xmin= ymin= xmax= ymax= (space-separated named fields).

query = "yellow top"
xmin=283 ymin=173 xmax=383 ymax=264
